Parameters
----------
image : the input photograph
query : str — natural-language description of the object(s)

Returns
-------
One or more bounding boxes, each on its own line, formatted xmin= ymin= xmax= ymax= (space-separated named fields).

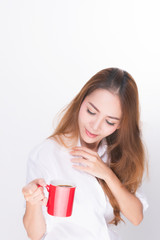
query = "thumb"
xmin=33 ymin=178 xmax=47 ymax=187
xmin=41 ymin=197 xmax=48 ymax=206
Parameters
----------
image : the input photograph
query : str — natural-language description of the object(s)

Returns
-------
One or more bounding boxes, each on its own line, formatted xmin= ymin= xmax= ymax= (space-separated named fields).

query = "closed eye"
xmin=87 ymin=109 xmax=96 ymax=115
xmin=87 ymin=108 xmax=115 ymax=126
xmin=106 ymin=120 xmax=115 ymax=126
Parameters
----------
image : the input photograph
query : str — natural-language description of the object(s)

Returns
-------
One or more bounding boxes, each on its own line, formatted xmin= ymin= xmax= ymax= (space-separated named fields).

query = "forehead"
xmin=84 ymin=89 xmax=122 ymax=118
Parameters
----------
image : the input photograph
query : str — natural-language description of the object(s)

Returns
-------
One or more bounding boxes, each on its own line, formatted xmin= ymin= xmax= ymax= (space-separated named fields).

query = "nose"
xmin=90 ymin=117 xmax=102 ymax=132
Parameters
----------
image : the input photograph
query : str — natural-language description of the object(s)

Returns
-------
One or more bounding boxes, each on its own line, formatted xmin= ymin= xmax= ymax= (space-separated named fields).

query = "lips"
xmin=85 ymin=128 xmax=98 ymax=138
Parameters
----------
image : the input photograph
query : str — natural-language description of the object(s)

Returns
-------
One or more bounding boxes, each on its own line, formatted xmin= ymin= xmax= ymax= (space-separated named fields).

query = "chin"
xmin=81 ymin=131 xmax=98 ymax=143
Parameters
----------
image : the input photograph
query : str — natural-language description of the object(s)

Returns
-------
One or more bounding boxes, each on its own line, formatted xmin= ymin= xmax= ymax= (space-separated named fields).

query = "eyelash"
xmin=87 ymin=109 xmax=115 ymax=126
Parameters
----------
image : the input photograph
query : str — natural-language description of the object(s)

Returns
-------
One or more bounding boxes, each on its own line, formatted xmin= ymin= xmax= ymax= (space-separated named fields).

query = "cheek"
xmin=78 ymin=105 xmax=88 ymax=125
xmin=103 ymin=125 xmax=118 ymax=136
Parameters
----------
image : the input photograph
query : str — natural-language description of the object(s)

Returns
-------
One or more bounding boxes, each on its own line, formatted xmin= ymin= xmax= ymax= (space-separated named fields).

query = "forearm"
xmin=104 ymin=168 xmax=143 ymax=225
xmin=23 ymin=202 xmax=46 ymax=240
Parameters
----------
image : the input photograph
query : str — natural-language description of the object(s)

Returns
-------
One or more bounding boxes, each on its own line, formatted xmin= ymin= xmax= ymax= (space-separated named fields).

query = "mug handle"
xmin=37 ymin=184 xmax=50 ymax=206
xmin=37 ymin=184 xmax=50 ymax=192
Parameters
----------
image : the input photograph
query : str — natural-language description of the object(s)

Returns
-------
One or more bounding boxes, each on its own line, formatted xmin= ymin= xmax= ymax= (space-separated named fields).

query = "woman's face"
xmin=78 ymin=89 xmax=122 ymax=151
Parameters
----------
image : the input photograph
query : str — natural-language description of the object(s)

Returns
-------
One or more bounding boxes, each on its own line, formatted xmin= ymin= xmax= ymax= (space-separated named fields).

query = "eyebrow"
xmin=88 ymin=102 xmax=120 ymax=120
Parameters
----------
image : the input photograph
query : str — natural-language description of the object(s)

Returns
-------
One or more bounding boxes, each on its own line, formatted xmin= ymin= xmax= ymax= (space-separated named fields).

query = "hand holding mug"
xmin=22 ymin=178 xmax=47 ymax=206
xmin=22 ymin=179 xmax=76 ymax=217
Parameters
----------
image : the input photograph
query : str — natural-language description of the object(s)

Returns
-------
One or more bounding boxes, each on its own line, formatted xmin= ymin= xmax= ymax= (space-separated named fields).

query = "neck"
xmin=79 ymin=137 xmax=99 ymax=152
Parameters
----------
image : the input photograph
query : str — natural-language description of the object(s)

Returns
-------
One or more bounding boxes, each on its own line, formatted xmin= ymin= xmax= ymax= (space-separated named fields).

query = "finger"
xmin=33 ymin=178 xmax=47 ymax=187
xmin=70 ymin=150 xmax=93 ymax=160
xmin=22 ymin=182 xmax=38 ymax=196
xmin=28 ymin=186 xmax=44 ymax=199
xmin=72 ymin=164 xmax=90 ymax=172
xmin=22 ymin=178 xmax=46 ymax=196
xmin=70 ymin=150 xmax=97 ymax=162
xmin=72 ymin=164 xmax=97 ymax=178
xmin=26 ymin=191 xmax=45 ymax=203
xmin=70 ymin=157 xmax=91 ymax=167
xmin=72 ymin=146 xmax=98 ymax=156
xmin=33 ymin=192 xmax=45 ymax=202
xmin=41 ymin=197 xmax=48 ymax=206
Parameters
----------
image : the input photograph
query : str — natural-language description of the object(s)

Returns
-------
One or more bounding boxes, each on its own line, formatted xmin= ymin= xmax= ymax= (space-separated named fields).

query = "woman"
xmin=22 ymin=68 xmax=148 ymax=240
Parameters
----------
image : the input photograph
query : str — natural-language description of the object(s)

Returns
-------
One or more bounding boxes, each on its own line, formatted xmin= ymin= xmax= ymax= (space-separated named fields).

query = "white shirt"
xmin=26 ymin=137 xmax=148 ymax=240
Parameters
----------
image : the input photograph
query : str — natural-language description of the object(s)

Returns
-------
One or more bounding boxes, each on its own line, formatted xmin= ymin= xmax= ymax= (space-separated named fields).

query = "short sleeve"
xmin=26 ymin=149 xmax=45 ymax=184
xmin=135 ymin=187 xmax=149 ymax=213
xmin=26 ymin=140 xmax=53 ymax=184
xmin=25 ymin=141 xmax=52 ymax=235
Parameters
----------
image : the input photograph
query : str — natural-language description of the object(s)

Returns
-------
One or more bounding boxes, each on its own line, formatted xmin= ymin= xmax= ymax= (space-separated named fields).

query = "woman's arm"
xmin=70 ymin=146 xmax=143 ymax=225
xmin=23 ymin=203 xmax=46 ymax=240
xmin=22 ymin=178 xmax=47 ymax=240
xmin=103 ymin=167 xmax=143 ymax=225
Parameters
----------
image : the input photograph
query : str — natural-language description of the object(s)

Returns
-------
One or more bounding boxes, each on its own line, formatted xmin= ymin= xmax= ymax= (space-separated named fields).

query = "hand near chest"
xmin=69 ymin=146 xmax=111 ymax=180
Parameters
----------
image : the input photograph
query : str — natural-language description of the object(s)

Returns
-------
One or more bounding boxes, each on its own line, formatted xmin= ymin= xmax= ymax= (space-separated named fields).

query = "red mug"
xmin=40 ymin=181 xmax=76 ymax=217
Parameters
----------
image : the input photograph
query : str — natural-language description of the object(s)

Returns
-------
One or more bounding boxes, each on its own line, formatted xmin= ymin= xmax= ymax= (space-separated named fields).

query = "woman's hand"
xmin=22 ymin=178 xmax=47 ymax=206
xmin=22 ymin=178 xmax=47 ymax=239
xmin=70 ymin=146 xmax=110 ymax=180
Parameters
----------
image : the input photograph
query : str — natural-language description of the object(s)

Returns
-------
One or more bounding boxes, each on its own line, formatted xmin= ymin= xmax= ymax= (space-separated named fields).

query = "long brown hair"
xmin=47 ymin=68 xmax=147 ymax=225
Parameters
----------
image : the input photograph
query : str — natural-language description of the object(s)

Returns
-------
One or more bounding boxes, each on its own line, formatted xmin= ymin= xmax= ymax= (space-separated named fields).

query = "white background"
xmin=0 ymin=0 xmax=159 ymax=239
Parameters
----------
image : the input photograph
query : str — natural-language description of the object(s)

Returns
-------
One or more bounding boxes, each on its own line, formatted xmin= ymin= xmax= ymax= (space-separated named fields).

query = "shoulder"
xmin=26 ymin=138 xmax=65 ymax=184
xmin=28 ymin=138 xmax=65 ymax=163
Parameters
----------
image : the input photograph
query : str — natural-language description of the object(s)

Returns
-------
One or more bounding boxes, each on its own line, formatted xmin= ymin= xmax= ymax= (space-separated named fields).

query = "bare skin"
xmin=22 ymin=178 xmax=47 ymax=240
xmin=70 ymin=146 xmax=143 ymax=225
